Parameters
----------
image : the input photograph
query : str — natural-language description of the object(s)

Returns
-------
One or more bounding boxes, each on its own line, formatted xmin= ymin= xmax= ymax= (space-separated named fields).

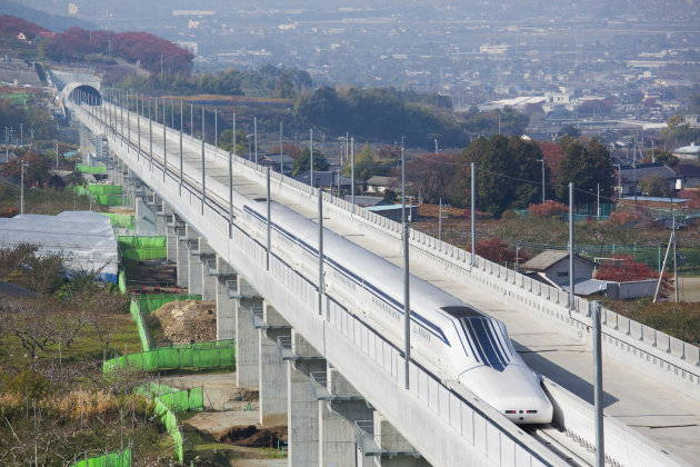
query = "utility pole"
xmin=228 ymin=149 xmax=233 ymax=238
xmin=162 ymin=111 xmax=167 ymax=181
xmin=137 ymin=94 xmax=141 ymax=161
xmin=673 ymin=214 xmax=679 ymax=303
xmin=401 ymin=139 xmax=410 ymax=390
xmin=214 ymin=109 xmax=218 ymax=148
xmin=266 ymin=167 xmax=271 ymax=271
xmin=233 ymin=112 xmax=236 ymax=154
xmin=179 ymin=100 xmax=183 ymax=195
xmin=318 ymin=187 xmax=324 ymax=316
xmin=190 ymin=103 xmax=194 ymax=137
xmin=569 ymin=182 xmax=575 ymax=314
xmin=254 ymin=117 xmax=258 ymax=164
xmin=309 ymin=128 xmax=314 ymax=187
xmin=470 ymin=162 xmax=476 ymax=265
xmin=350 ymin=137 xmax=355 ymax=207
xmin=20 ymin=160 xmax=26 ymax=214
xmin=538 ymin=159 xmax=546 ymax=203
xmin=597 ymin=183 xmax=601 ymax=218
xmin=592 ymin=300 xmax=605 ymax=467
xmin=438 ymin=198 xmax=443 ymax=241
xmin=148 ymin=98 xmax=153 ymax=171
xmin=279 ymin=121 xmax=284 ymax=174
xmin=434 ymin=138 xmax=438 ymax=154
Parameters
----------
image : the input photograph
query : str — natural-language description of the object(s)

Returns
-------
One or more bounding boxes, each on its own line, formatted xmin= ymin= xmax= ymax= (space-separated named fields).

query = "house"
xmin=344 ymin=195 xmax=386 ymax=208
xmin=366 ymin=204 xmax=418 ymax=222
xmin=618 ymin=164 xmax=678 ymax=196
xmin=672 ymin=142 xmax=700 ymax=161
xmin=675 ymin=164 xmax=700 ymax=189
xmin=295 ymin=171 xmax=351 ymax=190
xmin=261 ymin=153 xmax=293 ymax=173
xmin=365 ymin=176 xmax=397 ymax=194
xmin=522 ymin=250 xmax=595 ymax=288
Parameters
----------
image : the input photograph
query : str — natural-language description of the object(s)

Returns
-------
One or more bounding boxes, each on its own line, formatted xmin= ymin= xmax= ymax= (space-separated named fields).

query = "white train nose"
xmin=459 ymin=364 xmax=553 ymax=424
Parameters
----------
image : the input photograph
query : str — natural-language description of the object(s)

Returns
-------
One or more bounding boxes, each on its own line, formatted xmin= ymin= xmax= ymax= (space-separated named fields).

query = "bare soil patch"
xmin=151 ymin=299 xmax=216 ymax=344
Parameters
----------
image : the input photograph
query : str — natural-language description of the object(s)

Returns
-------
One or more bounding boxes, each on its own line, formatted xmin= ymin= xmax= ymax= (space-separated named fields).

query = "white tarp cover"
xmin=0 ymin=211 xmax=118 ymax=282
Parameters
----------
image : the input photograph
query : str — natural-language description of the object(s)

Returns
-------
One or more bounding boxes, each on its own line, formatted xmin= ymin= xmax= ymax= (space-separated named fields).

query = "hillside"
xmin=0 ymin=0 xmax=94 ymax=32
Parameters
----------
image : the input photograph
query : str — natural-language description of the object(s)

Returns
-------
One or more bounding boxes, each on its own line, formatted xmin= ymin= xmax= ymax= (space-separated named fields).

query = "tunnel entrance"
xmin=67 ymin=84 xmax=102 ymax=105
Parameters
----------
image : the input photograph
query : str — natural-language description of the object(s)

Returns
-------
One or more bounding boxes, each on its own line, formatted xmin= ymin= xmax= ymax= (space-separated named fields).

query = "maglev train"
xmin=243 ymin=199 xmax=553 ymax=424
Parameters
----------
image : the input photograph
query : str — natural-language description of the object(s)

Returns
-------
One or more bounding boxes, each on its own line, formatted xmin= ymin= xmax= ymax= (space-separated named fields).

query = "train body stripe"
xmin=243 ymin=205 xmax=451 ymax=346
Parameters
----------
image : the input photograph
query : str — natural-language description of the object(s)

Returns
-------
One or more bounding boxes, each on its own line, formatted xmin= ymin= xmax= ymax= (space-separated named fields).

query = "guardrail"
xmin=73 ymin=100 xmax=564 ymax=466
xmin=77 ymin=100 xmax=699 ymax=399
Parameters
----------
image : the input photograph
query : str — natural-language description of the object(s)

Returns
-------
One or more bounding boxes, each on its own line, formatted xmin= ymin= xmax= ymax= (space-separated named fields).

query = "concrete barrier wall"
xmin=542 ymin=378 xmax=686 ymax=467
xmin=77 ymin=104 xmax=568 ymax=466
xmin=82 ymin=101 xmax=699 ymax=401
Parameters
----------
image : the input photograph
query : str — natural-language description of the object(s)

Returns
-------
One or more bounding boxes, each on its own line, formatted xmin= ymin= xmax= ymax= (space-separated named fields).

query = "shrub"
xmin=6 ymin=369 xmax=51 ymax=400
xmin=528 ymin=200 xmax=568 ymax=217
xmin=476 ymin=237 xmax=527 ymax=264
xmin=595 ymin=255 xmax=658 ymax=282
xmin=607 ymin=209 xmax=642 ymax=226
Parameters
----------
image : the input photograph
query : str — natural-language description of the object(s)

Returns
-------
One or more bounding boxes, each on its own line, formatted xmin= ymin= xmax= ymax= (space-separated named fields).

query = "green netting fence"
xmin=71 ymin=184 xmax=125 ymax=206
xmin=136 ymin=384 xmax=204 ymax=412
xmin=129 ymin=294 xmax=202 ymax=352
xmin=118 ymin=270 xmax=127 ymax=294
xmin=103 ymin=340 xmax=236 ymax=374
xmin=72 ymin=448 xmax=131 ymax=467
xmin=118 ymin=236 xmax=167 ymax=261
xmin=154 ymin=397 xmax=185 ymax=462
xmin=102 ymin=213 xmax=135 ymax=230
xmin=134 ymin=384 xmax=204 ymax=462
xmin=76 ymin=164 xmax=107 ymax=175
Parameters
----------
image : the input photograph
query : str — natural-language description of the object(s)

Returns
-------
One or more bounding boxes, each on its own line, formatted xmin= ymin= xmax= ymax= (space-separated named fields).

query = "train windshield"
xmin=442 ymin=306 xmax=512 ymax=372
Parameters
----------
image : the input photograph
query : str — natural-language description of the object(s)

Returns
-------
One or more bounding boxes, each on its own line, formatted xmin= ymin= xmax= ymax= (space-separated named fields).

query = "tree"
xmin=594 ymin=255 xmax=657 ymax=282
xmin=292 ymin=148 xmax=329 ymax=176
xmin=405 ymin=153 xmax=457 ymax=203
xmin=557 ymin=124 xmax=580 ymax=139
xmin=556 ymin=138 xmax=614 ymax=204
xmin=451 ymin=135 xmax=547 ymax=216
xmin=640 ymin=176 xmax=673 ymax=198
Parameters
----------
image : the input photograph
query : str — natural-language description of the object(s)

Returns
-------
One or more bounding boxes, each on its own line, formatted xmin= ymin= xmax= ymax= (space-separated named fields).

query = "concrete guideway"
xmin=73 ymin=99 xmax=697 ymax=466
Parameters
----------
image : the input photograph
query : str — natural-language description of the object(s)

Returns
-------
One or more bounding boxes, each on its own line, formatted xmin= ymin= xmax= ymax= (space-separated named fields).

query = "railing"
xmin=73 ymin=100 xmax=560 ymax=466
xmin=77 ymin=100 xmax=699 ymax=395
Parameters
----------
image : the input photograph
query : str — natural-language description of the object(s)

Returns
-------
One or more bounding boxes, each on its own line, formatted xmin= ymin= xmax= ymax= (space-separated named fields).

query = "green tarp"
xmin=118 ymin=270 xmax=127 ymax=294
xmin=135 ymin=294 xmax=202 ymax=315
xmin=72 ymin=449 xmax=131 ymax=467
xmin=102 ymin=213 xmax=135 ymax=230
xmin=118 ymin=236 xmax=167 ymax=261
xmin=103 ymin=340 xmax=236 ymax=374
xmin=76 ymin=164 xmax=107 ymax=175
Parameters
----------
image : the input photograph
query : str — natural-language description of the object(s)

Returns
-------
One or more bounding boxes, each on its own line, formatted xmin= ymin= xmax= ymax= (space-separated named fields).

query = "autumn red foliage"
xmin=607 ymin=209 xmax=642 ymax=226
xmin=0 ymin=15 xmax=48 ymax=39
xmin=476 ymin=237 xmax=529 ymax=265
xmin=537 ymin=141 xmax=564 ymax=177
xmin=594 ymin=255 xmax=657 ymax=282
xmin=47 ymin=28 xmax=193 ymax=75
xmin=678 ymin=189 xmax=700 ymax=209
xmin=528 ymin=200 xmax=568 ymax=217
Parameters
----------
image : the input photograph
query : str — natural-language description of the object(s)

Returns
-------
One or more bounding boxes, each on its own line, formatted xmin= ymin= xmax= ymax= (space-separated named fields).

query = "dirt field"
xmin=680 ymin=277 xmax=700 ymax=302
xmin=152 ymin=300 xmax=217 ymax=344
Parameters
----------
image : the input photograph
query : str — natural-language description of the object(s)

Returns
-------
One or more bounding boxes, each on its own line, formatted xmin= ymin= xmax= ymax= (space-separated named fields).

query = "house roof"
xmin=676 ymin=164 xmax=700 ymax=178
xmin=523 ymin=249 xmax=592 ymax=272
xmin=619 ymin=164 xmax=677 ymax=183
xmin=674 ymin=142 xmax=699 ymax=155
xmin=366 ymin=175 xmax=396 ymax=186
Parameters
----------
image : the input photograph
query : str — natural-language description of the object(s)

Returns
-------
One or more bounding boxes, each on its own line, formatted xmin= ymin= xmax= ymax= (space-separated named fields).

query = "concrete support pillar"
xmin=287 ymin=332 xmax=324 ymax=467
xmin=175 ymin=228 xmax=189 ymax=289
xmin=186 ymin=226 xmax=202 ymax=295
xmin=165 ymin=220 xmax=177 ymax=263
xmin=372 ymin=412 xmax=429 ymax=467
xmin=258 ymin=302 xmax=291 ymax=426
xmin=235 ymin=276 xmax=261 ymax=388
xmin=215 ymin=256 xmax=236 ymax=340
xmin=198 ymin=237 xmax=216 ymax=301
xmin=320 ymin=365 xmax=372 ymax=467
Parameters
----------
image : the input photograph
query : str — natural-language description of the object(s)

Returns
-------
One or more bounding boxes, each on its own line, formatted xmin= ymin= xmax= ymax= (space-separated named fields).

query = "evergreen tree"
xmin=556 ymin=138 xmax=614 ymax=204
